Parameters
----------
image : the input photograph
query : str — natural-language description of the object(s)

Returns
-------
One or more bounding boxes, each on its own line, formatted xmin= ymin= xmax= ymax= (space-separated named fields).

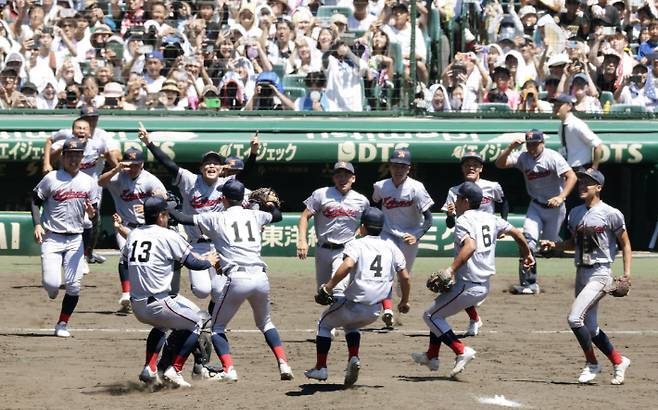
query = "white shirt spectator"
xmin=324 ymin=54 xmax=368 ymax=112
xmin=383 ymin=24 xmax=427 ymax=63
xmin=144 ymin=73 xmax=166 ymax=93
xmin=348 ymin=14 xmax=377 ymax=31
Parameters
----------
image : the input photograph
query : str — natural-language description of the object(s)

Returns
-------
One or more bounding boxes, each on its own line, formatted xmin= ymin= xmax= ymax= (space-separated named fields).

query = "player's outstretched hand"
xmin=296 ymin=241 xmax=308 ymax=259
xmin=206 ymin=251 xmax=219 ymax=268
xmin=446 ymin=203 xmax=456 ymax=217
xmin=402 ymin=233 xmax=417 ymax=245
xmin=539 ymin=240 xmax=555 ymax=254
xmin=510 ymin=138 xmax=524 ymax=149
xmin=112 ymin=213 xmax=122 ymax=229
xmin=546 ymin=195 xmax=564 ymax=208
xmin=84 ymin=199 xmax=96 ymax=218
xmin=34 ymin=224 xmax=45 ymax=244
xmin=522 ymin=253 xmax=536 ymax=271
xmin=250 ymin=131 xmax=260 ymax=154
xmin=137 ymin=121 xmax=150 ymax=145
xmin=398 ymin=301 xmax=410 ymax=314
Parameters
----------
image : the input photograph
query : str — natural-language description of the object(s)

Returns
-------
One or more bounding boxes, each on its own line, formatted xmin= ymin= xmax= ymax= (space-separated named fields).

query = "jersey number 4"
xmin=129 ymin=241 xmax=152 ymax=262
xmin=369 ymin=255 xmax=383 ymax=277
xmin=231 ymin=221 xmax=256 ymax=243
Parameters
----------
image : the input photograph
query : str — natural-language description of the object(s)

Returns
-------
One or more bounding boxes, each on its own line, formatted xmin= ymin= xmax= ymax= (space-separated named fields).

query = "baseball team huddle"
xmin=30 ymin=103 xmax=633 ymax=390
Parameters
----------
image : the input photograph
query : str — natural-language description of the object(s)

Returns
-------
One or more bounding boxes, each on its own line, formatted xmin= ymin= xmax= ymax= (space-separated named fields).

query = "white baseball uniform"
xmin=566 ymin=202 xmax=625 ymax=332
xmin=441 ymin=179 xmax=504 ymax=215
xmin=173 ymin=168 xmax=232 ymax=298
xmin=122 ymin=225 xmax=202 ymax=332
xmin=34 ymin=169 xmax=96 ymax=298
xmin=192 ymin=207 xmax=278 ymax=334
xmin=303 ymin=186 xmax=369 ymax=290
xmin=316 ymin=235 xmax=406 ymax=338
xmin=424 ymin=210 xmax=512 ymax=336
xmin=105 ymin=169 xmax=166 ymax=248
xmin=372 ymin=176 xmax=434 ymax=273
xmin=506 ymin=148 xmax=571 ymax=250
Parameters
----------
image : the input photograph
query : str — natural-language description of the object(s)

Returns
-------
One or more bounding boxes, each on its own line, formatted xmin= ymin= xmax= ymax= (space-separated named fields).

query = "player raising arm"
xmin=540 ymin=169 xmax=631 ymax=385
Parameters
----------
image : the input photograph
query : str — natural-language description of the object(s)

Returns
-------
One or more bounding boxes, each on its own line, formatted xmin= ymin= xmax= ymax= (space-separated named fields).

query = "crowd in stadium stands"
xmin=0 ymin=0 xmax=657 ymax=112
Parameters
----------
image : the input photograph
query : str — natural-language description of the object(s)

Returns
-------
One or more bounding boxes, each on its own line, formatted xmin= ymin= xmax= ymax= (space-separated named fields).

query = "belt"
xmin=320 ymin=242 xmax=345 ymax=250
xmin=49 ymin=231 xmax=80 ymax=236
xmin=532 ymin=199 xmax=552 ymax=209
xmin=194 ymin=238 xmax=212 ymax=244
xmin=126 ymin=222 xmax=144 ymax=228
xmin=147 ymin=293 xmax=177 ymax=304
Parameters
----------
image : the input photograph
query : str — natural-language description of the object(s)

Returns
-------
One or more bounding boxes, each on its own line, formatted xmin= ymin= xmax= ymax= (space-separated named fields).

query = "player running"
xmin=411 ymin=182 xmax=534 ymax=377
xmin=122 ymin=196 xmax=220 ymax=388
xmin=304 ymin=207 xmax=411 ymax=385
xmin=99 ymin=146 xmax=166 ymax=310
xmin=442 ymin=151 xmax=508 ymax=336
xmin=169 ymin=179 xmax=294 ymax=382
xmin=540 ymin=169 xmax=632 ymax=385
xmin=373 ymin=148 xmax=433 ymax=328
xmin=495 ymin=129 xmax=576 ymax=295
xmin=31 ymin=138 xmax=97 ymax=337
xmin=296 ymin=161 xmax=369 ymax=296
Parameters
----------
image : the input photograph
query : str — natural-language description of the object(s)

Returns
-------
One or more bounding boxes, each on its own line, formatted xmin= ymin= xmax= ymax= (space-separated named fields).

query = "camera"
xmin=139 ymin=44 xmax=154 ymax=55
xmin=256 ymin=80 xmax=274 ymax=97
xmin=629 ymin=75 xmax=641 ymax=83
xmin=104 ymin=97 xmax=119 ymax=108
xmin=66 ymin=89 xmax=78 ymax=102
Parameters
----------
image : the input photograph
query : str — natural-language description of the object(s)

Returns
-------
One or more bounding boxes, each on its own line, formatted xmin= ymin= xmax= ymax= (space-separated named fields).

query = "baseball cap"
xmin=225 ymin=156 xmax=245 ymax=170
xmin=330 ymin=13 xmax=348 ymax=25
xmin=146 ymin=51 xmax=164 ymax=62
xmin=576 ymin=169 xmax=605 ymax=186
xmin=389 ymin=148 xmax=412 ymax=165
xmin=460 ymin=151 xmax=484 ymax=164
xmin=333 ymin=161 xmax=355 ymax=174
xmin=221 ymin=179 xmax=245 ymax=200
xmin=457 ymin=181 xmax=483 ymax=206
xmin=201 ymin=151 xmax=223 ymax=164
xmin=5 ymin=52 xmax=23 ymax=65
xmin=361 ymin=207 xmax=385 ymax=229
xmin=547 ymin=53 xmax=571 ymax=67
xmin=143 ymin=196 xmax=168 ymax=221
xmin=80 ymin=104 xmax=99 ymax=117
xmin=553 ymin=93 xmax=576 ymax=104
xmin=103 ymin=82 xmax=123 ymax=98
xmin=62 ymin=137 xmax=86 ymax=152
xmin=20 ymin=82 xmax=38 ymax=93
xmin=572 ymin=73 xmax=589 ymax=84
xmin=122 ymin=147 xmax=145 ymax=163
xmin=525 ymin=129 xmax=545 ymax=142
xmin=391 ymin=3 xmax=408 ymax=13
xmin=519 ymin=5 xmax=537 ymax=18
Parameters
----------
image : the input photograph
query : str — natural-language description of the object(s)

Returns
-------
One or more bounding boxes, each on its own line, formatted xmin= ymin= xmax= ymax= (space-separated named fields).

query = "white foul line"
xmin=1 ymin=328 xmax=658 ymax=335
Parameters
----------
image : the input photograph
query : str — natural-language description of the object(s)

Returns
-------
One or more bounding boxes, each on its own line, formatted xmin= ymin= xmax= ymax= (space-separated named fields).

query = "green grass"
xmin=2 ymin=255 xmax=655 ymax=278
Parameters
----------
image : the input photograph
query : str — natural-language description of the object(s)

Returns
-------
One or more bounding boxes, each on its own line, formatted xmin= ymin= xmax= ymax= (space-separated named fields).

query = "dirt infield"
xmin=1 ymin=256 xmax=656 ymax=409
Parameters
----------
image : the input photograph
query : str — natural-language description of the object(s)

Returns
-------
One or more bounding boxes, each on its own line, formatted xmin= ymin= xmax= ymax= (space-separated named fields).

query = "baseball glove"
xmin=426 ymin=269 xmax=455 ymax=293
xmin=314 ymin=285 xmax=334 ymax=305
xmin=606 ymin=276 xmax=631 ymax=297
xmin=248 ymin=187 xmax=282 ymax=210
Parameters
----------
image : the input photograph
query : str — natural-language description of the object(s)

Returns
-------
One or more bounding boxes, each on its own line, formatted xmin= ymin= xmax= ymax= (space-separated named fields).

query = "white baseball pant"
xmin=523 ymin=201 xmax=566 ymax=252
xmin=132 ymin=293 xmax=202 ymax=332
xmin=423 ymin=280 xmax=490 ymax=336
xmin=316 ymin=298 xmax=380 ymax=338
xmin=188 ymin=241 xmax=219 ymax=299
xmin=314 ymin=245 xmax=351 ymax=296
xmin=382 ymin=231 xmax=419 ymax=273
xmin=567 ymin=263 xmax=612 ymax=334
xmin=210 ymin=269 xmax=276 ymax=334
xmin=41 ymin=232 xmax=84 ymax=299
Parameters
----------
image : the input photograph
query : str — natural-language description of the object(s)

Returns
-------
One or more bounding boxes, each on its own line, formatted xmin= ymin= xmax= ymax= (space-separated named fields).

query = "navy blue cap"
xmin=146 ymin=51 xmax=164 ymax=61
xmin=457 ymin=181 xmax=483 ymax=205
xmin=122 ymin=147 xmax=145 ymax=163
xmin=201 ymin=151 xmax=223 ymax=164
xmin=525 ymin=129 xmax=544 ymax=143
xmin=389 ymin=148 xmax=412 ymax=165
xmin=333 ymin=161 xmax=355 ymax=174
xmin=80 ymin=104 xmax=99 ymax=117
xmin=553 ymin=93 xmax=576 ymax=104
xmin=62 ymin=137 xmax=85 ymax=152
xmin=225 ymin=156 xmax=245 ymax=170
xmin=576 ymin=168 xmax=605 ymax=186
xmin=361 ymin=207 xmax=385 ymax=228
xmin=221 ymin=179 xmax=245 ymax=200
xmin=143 ymin=196 xmax=168 ymax=221
xmin=460 ymin=151 xmax=483 ymax=163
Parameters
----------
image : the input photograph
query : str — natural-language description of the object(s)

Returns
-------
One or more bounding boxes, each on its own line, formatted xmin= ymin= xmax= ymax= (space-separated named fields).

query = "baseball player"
xmin=31 ymin=138 xmax=96 ymax=337
xmin=138 ymin=125 xmax=259 ymax=307
xmin=296 ymin=161 xmax=370 ymax=295
xmin=495 ymin=129 xmax=577 ymax=295
xmin=304 ymin=207 xmax=411 ymax=385
xmin=169 ymin=179 xmax=294 ymax=382
xmin=43 ymin=106 xmax=120 ymax=265
xmin=411 ymin=182 xmax=534 ymax=377
xmin=372 ymin=148 xmax=434 ymax=328
xmin=99 ymin=147 xmax=166 ymax=309
xmin=540 ymin=169 xmax=631 ymax=385
xmin=442 ymin=151 xmax=508 ymax=336
xmin=121 ymin=196 xmax=220 ymax=388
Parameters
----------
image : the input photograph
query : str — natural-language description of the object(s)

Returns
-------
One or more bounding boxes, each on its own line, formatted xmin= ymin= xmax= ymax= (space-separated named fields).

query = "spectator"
xmin=20 ymin=81 xmax=38 ymax=99
xmin=330 ymin=13 xmax=348 ymax=36
xmin=637 ymin=20 xmax=658 ymax=63
xmin=237 ymin=3 xmax=262 ymax=39
xmin=244 ymin=70 xmax=294 ymax=110
xmin=543 ymin=75 xmax=561 ymax=101
xmin=218 ymin=71 xmax=246 ymax=110
xmin=80 ymin=75 xmax=104 ymax=108
xmin=316 ymin=26 xmax=337 ymax=54
xmin=156 ymin=79 xmax=184 ymax=111
xmin=558 ymin=0 xmax=591 ymax=40
xmin=0 ymin=68 xmax=21 ymax=108
xmin=643 ymin=52 xmax=658 ymax=110
xmin=288 ymin=37 xmax=322 ymax=75
xmin=365 ymin=27 xmax=394 ymax=108
xmin=594 ymin=49 xmax=623 ymax=93
xmin=36 ymin=79 xmax=58 ymax=109
xmin=483 ymin=65 xmax=520 ymax=109
xmin=267 ymin=17 xmax=294 ymax=70
xmin=615 ymin=63 xmax=650 ymax=107
xmin=425 ymin=83 xmax=452 ymax=112
xmin=100 ymin=81 xmax=132 ymax=110
xmin=291 ymin=7 xmax=313 ymax=38
xmin=518 ymin=79 xmax=552 ymax=112
xmin=57 ymin=83 xmax=80 ymax=108
xmin=349 ymin=0 xmax=377 ymax=31
xmin=198 ymin=84 xmax=220 ymax=110
xmin=570 ymin=73 xmax=603 ymax=113
xmin=382 ymin=3 xmax=428 ymax=84
xmin=124 ymin=79 xmax=147 ymax=109
xmin=294 ymin=71 xmax=329 ymax=111
xmin=143 ymin=51 xmax=166 ymax=93
xmin=323 ymin=40 xmax=367 ymax=111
